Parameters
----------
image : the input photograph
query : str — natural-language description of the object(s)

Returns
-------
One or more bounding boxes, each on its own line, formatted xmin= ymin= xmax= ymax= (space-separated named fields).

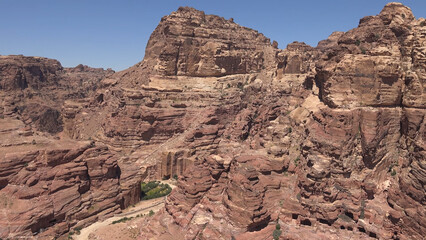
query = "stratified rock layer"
xmin=143 ymin=7 xmax=276 ymax=77
xmin=136 ymin=3 xmax=425 ymax=240
xmin=0 ymin=2 xmax=425 ymax=240
xmin=0 ymin=119 xmax=121 ymax=238
xmin=0 ymin=56 xmax=118 ymax=238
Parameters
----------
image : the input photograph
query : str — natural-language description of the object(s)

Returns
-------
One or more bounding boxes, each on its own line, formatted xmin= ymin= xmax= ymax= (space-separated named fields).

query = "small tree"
xmin=360 ymin=199 xmax=365 ymax=219
xmin=273 ymin=223 xmax=282 ymax=240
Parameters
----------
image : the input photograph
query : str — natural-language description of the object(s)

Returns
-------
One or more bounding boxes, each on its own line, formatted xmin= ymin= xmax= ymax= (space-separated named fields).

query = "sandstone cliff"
xmin=0 ymin=2 xmax=424 ymax=240
xmin=0 ymin=56 xmax=120 ymax=238
xmin=132 ymin=3 xmax=425 ymax=240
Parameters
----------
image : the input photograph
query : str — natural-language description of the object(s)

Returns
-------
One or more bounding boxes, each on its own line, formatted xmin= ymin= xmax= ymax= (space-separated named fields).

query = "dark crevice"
xmin=247 ymin=215 xmax=270 ymax=232
xmin=141 ymin=128 xmax=155 ymax=141
xmin=174 ymin=43 xmax=181 ymax=75
xmin=314 ymin=74 xmax=324 ymax=103
xmin=300 ymin=219 xmax=311 ymax=226
xmin=369 ymin=232 xmax=377 ymax=238
xmin=318 ymin=218 xmax=332 ymax=226
xmin=345 ymin=211 xmax=354 ymax=220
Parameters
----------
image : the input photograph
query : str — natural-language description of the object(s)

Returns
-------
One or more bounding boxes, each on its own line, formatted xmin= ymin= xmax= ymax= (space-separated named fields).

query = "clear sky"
xmin=0 ymin=0 xmax=424 ymax=71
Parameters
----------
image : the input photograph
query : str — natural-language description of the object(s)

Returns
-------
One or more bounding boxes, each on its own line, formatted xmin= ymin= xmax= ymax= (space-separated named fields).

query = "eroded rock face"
xmin=1 ymin=2 xmax=425 ymax=240
xmin=0 ymin=119 xmax=121 ymax=238
xmin=135 ymin=3 xmax=425 ymax=240
xmin=61 ymin=6 xmax=279 ymax=193
xmin=114 ymin=6 xmax=276 ymax=88
xmin=0 ymin=56 xmax=119 ymax=238
xmin=144 ymin=6 xmax=276 ymax=77
xmin=0 ymin=55 xmax=114 ymax=134
xmin=0 ymin=55 xmax=62 ymax=91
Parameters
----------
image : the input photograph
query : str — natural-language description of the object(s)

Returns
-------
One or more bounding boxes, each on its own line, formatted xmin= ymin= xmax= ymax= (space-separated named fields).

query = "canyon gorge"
xmin=0 ymin=2 xmax=424 ymax=240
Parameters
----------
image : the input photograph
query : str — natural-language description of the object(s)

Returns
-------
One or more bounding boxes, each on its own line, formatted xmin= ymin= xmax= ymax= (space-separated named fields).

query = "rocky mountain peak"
xmin=0 ymin=2 xmax=424 ymax=240
xmin=172 ymin=6 xmax=206 ymax=20
xmin=139 ymin=6 xmax=275 ymax=78
xmin=379 ymin=2 xmax=415 ymax=24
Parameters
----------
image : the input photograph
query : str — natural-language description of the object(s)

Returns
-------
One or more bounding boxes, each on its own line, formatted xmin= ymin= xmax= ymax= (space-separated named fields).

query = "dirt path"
xmin=75 ymin=180 xmax=176 ymax=240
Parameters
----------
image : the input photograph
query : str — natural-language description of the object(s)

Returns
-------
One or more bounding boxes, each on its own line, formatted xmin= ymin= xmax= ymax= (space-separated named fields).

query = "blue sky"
xmin=0 ymin=0 xmax=424 ymax=71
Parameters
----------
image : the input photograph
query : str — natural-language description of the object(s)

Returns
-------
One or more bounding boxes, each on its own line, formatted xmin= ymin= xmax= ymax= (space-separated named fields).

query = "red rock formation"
xmin=142 ymin=6 xmax=276 ymax=78
xmin=0 ymin=119 xmax=121 ymax=238
xmin=136 ymin=3 xmax=425 ymax=240
xmin=0 ymin=55 xmax=62 ymax=91
xmin=0 ymin=2 xmax=425 ymax=240
xmin=0 ymin=56 xmax=118 ymax=238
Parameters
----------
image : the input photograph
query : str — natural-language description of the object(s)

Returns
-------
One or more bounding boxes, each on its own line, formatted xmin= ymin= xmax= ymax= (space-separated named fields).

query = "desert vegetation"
xmin=140 ymin=181 xmax=172 ymax=200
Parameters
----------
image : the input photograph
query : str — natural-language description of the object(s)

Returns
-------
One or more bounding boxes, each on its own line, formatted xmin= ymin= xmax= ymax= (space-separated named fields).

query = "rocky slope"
xmin=132 ymin=3 xmax=425 ymax=240
xmin=0 ymin=2 xmax=424 ymax=240
xmin=0 ymin=56 xmax=120 ymax=238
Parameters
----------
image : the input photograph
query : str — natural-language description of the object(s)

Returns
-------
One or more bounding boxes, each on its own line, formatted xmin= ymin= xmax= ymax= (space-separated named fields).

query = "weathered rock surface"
xmin=0 ymin=2 xmax=425 ymax=240
xmin=0 ymin=118 xmax=121 ymax=238
xmin=135 ymin=3 xmax=425 ymax=240
xmin=0 ymin=56 xmax=119 ymax=238
xmin=0 ymin=55 xmax=114 ymax=134
xmin=142 ymin=6 xmax=276 ymax=78
xmin=60 ymin=7 xmax=281 ymax=208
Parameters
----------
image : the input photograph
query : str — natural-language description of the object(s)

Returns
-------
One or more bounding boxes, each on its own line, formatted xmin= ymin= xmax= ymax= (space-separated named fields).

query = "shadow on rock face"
xmin=36 ymin=108 xmax=63 ymax=134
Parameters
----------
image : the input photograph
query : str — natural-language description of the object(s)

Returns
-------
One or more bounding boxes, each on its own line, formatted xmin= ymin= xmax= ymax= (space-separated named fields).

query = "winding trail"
xmin=75 ymin=180 xmax=176 ymax=240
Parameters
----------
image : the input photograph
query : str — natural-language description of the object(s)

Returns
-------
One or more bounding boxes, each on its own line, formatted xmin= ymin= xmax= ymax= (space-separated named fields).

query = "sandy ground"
xmin=74 ymin=180 xmax=176 ymax=240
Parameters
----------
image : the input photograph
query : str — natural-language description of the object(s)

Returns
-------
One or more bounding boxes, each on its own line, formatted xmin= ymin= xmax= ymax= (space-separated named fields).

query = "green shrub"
xmin=141 ymin=181 xmax=159 ymax=192
xmin=237 ymin=83 xmax=244 ymax=91
xmin=149 ymin=210 xmax=155 ymax=217
xmin=388 ymin=162 xmax=398 ymax=177
xmin=112 ymin=216 xmax=133 ymax=224
xmin=273 ymin=223 xmax=282 ymax=240
xmin=374 ymin=33 xmax=380 ymax=41
xmin=355 ymin=39 xmax=361 ymax=46
xmin=294 ymin=156 xmax=300 ymax=166
xmin=74 ymin=226 xmax=82 ymax=235
xmin=173 ymin=174 xmax=178 ymax=180
xmin=141 ymin=181 xmax=172 ymax=200
xmin=294 ymin=156 xmax=300 ymax=163
xmin=296 ymin=193 xmax=301 ymax=202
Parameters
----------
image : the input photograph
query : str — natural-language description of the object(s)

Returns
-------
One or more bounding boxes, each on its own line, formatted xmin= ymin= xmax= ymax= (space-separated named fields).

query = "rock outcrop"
xmin=0 ymin=2 xmax=424 ymax=240
xmin=60 ymin=7 xmax=280 ymax=209
xmin=0 ymin=56 xmax=118 ymax=238
xmin=142 ymin=6 xmax=276 ymax=78
xmin=0 ymin=118 xmax=121 ymax=238
xmin=134 ymin=3 xmax=425 ymax=240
